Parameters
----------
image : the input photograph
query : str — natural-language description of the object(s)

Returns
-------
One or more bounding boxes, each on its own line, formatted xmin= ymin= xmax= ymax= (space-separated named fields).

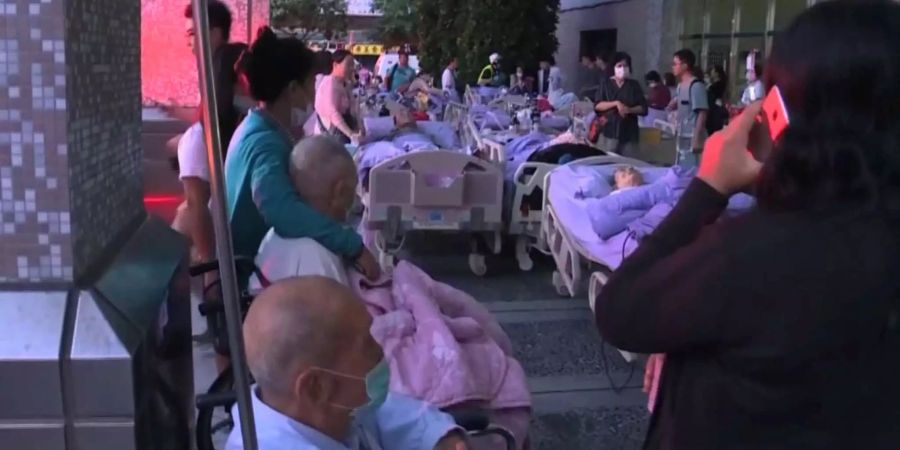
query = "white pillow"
xmin=363 ymin=116 xmax=395 ymax=140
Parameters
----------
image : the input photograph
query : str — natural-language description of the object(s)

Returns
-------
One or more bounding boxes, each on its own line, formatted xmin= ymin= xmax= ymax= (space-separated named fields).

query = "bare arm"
xmin=692 ymin=110 xmax=708 ymax=150
xmin=182 ymin=177 xmax=214 ymax=263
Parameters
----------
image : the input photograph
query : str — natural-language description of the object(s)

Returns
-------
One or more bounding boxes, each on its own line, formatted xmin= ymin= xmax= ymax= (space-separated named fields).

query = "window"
xmin=675 ymin=0 xmax=811 ymax=103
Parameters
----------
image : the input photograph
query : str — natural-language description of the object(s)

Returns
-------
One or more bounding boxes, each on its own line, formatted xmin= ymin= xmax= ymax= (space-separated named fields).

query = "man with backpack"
xmin=667 ymin=49 xmax=709 ymax=162
xmin=386 ymin=51 xmax=417 ymax=93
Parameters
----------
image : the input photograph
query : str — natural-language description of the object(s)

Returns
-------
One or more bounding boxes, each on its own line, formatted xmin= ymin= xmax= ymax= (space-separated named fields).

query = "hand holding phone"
xmin=748 ymin=86 xmax=791 ymax=162
xmin=699 ymin=102 xmax=765 ymax=196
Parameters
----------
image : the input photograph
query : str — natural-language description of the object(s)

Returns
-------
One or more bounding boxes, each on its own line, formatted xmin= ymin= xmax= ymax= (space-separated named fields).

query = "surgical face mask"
xmin=614 ymin=66 xmax=630 ymax=79
xmin=325 ymin=358 xmax=390 ymax=415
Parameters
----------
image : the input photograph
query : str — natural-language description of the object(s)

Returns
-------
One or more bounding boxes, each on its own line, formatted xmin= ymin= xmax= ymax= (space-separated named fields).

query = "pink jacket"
xmin=348 ymin=262 xmax=532 ymax=412
xmin=314 ymin=75 xmax=352 ymax=132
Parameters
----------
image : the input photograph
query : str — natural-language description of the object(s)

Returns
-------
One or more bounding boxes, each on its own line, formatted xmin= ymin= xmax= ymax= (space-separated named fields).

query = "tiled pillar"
xmin=0 ymin=0 xmax=143 ymax=284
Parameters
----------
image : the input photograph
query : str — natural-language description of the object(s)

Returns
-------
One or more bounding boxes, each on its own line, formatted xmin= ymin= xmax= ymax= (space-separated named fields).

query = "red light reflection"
xmin=141 ymin=0 xmax=268 ymax=106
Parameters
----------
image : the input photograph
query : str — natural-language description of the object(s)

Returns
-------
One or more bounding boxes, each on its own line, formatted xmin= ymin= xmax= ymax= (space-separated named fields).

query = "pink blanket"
xmin=349 ymin=262 xmax=532 ymax=447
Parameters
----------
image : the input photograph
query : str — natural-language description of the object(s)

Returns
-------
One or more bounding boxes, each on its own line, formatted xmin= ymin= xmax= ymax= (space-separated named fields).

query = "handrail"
xmin=191 ymin=1 xmax=258 ymax=449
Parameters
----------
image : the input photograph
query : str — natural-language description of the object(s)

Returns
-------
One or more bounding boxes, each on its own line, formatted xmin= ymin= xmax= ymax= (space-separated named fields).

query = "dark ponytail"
xmin=240 ymin=26 xmax=315 ymax=103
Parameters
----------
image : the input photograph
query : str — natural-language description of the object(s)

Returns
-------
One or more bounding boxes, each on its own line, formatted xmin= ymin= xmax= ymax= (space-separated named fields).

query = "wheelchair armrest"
xmin=449 ymin=410 xmax=490 ymax=432
xmin=195 ymin=390 xmax=237 ymax=410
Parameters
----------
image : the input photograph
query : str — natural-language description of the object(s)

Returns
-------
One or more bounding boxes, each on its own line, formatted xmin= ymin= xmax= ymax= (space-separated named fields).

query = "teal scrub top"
xmin=224 ymin=109 xmax=363 ymax=261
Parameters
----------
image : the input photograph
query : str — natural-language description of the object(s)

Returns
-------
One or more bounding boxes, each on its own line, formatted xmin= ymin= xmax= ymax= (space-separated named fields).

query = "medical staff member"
xmin=227 ymin=277 xmax=469 ymax=450
xmin=477 ymin=53 xmax=505 ymax=87
xmin=224 ymin=27 xmax=380 ymax=282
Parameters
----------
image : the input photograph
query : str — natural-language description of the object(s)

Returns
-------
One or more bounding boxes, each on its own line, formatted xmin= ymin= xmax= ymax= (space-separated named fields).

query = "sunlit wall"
xmin=141 ymin=0 xmax=268 ymax=106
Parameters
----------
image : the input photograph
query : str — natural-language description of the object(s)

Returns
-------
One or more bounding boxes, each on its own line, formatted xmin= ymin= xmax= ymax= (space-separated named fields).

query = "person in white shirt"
xmin=538 ymin=56 xmax=563 ymax=96
xmin=741 ymin=63 xmax=765 ymax=107
xmin=171 ymin=122 xmax=213 ymax=264
xmin=227 ymin=276 xmax=468 ymax=450
xmin=441 ymin=57 xmax=460 ymax=102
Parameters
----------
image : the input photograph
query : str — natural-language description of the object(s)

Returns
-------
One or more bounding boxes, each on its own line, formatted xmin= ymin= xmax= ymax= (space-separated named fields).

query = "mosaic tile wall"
xmin=0 ymin=0 xmax=143 ymax=284
xmin=65 ymin=0 xmax=144 ymax=280
xmin=141 ymin=0 xmax=269 ymax=106
xmin=0 ymin=0 xmax=72 ymax=283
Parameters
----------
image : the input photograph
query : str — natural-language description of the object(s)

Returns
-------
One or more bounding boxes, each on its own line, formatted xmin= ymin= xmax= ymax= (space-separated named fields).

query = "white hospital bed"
xmin=361 ymin=102 xmax=506 ymax=276
xmin=541 ymin=155 xmax=653 ymax=363
xmin=540 ymin=155 xmax=652 ymax=297
xmin=477 ymin=100 xmax=598 ymax=272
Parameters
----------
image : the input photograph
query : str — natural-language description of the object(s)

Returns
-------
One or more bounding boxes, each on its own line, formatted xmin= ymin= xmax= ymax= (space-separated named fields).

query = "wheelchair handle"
xmin=449 ymin=410 xmax=491 ymax=432
xmin=190 ymin=260 xmax=220 ymax=277
xmin=196 ymin=390 xmax=238 ymax=410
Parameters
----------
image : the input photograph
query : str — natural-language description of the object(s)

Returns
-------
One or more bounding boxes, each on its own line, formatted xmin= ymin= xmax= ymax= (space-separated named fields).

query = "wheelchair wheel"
xmin=196 ymin=366 xmax=235 ymax=450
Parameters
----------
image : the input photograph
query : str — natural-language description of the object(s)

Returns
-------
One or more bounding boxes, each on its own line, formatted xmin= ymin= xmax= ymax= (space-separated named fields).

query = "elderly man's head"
xmin=289 ymin=136 xmax=358 ymax=222
xmin=244 ymin=276 xmax=386 ymax=435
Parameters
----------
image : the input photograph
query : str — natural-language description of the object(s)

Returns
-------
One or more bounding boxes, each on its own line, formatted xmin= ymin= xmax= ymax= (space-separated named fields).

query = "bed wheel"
xmin=379 ymin=252 xmax=395 ymax=275
xmin=492 ymin=231 xmax=503 ymax=255
xmin=468 ymin=253 xmax=487 ymax=277
xmin=515 ymin=235 xmax=534 ymax=272
xmin=552 ymin=271 xmax=569 ymax=297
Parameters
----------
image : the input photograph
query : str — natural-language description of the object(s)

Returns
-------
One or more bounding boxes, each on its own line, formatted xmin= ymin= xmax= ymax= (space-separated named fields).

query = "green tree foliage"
xmin=409 ymin=0 xmax=560 ymax=88
xmin=371 ymin=0 xmax=418 ymax=47
xmin=270 ymin=0 xmax=348 ymax=39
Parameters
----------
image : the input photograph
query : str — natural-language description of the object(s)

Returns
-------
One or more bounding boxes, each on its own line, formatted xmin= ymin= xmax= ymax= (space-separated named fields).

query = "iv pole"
xmin=190 ymin=1 xmax=258 ymax=449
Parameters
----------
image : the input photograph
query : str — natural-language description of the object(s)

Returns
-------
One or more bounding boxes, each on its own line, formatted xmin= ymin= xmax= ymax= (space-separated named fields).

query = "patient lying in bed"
xmin=610 ymin=166 xmax=644 ymax=195
xmin=252 ymin=136 xmax=531 ymax=449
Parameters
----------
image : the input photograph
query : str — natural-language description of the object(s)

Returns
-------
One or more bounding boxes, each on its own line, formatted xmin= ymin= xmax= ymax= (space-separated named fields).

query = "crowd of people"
xmin=168 ymin=1 xmax=900 ymax=449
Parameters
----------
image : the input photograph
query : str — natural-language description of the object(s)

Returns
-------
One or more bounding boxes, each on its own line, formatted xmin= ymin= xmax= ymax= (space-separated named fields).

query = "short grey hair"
xmin=244 ymin=277 xmax=349 ymax=396
xmin=289 ymin=136 xmax=356 ymax=202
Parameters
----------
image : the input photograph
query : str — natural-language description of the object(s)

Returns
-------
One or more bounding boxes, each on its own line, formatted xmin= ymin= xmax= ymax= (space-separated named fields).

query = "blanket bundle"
xmin=348 ymin=262 xmax=532 ymax=448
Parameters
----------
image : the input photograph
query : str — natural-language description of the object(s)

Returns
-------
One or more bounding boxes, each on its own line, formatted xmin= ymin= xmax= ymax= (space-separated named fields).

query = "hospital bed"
xmin=540 ymin=156 xmax=655 ymax=363
xmin=473 ymin=100 xmax=597 ymax=271
xmin=540 ymin=155 xmax=654 ymax=299
xmin=359 ymin=102 xmax=506 ymax=276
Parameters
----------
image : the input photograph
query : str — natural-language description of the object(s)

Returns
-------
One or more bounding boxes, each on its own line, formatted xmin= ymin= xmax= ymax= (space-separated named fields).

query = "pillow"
xmin=571 ymin=167 xmax=613 ymax=199
xmin=364 ymin=116 xmax=395 ymax=140
xmin=416 ymin=121 xmax=460 ymax=148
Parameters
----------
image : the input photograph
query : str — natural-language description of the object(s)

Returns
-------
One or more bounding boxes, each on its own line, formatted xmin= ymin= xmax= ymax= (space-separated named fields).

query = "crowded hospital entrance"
xmin=3 ymin=0 xmax=900 ymax=450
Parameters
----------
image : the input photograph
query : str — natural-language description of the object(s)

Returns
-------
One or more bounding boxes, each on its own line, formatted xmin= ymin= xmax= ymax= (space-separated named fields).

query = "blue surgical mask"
xmin=324 ymin=358 xmax=390 ymax=415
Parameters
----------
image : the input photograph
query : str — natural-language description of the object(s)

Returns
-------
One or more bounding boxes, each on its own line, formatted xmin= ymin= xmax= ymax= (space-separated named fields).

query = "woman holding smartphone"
xmin=594 ymin=2 xmax=900 ymax=449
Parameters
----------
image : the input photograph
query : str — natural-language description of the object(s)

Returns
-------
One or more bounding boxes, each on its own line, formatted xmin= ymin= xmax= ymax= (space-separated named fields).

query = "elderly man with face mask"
xmin=226 ymin=276 xmax=468 ymax=450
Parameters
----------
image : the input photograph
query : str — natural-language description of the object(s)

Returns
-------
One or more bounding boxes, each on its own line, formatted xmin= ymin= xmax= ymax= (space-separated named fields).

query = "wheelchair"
xmin=190 ymin=259 xmax=517 ymax=450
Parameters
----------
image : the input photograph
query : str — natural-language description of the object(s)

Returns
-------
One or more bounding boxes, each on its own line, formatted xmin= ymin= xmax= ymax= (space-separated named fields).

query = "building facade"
xmin=557 ymin=0 xmax=821 ymax=101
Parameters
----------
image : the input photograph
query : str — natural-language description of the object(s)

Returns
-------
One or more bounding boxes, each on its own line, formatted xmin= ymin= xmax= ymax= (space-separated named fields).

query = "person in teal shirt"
xmin=386 ymin=51 xmax=417 ymax=93
xmin=224 ymin=27 xmax=380 ymax=280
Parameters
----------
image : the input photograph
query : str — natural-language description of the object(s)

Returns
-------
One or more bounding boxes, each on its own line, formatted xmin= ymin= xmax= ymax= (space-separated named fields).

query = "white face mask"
xmin=614 ymin=66 xmax=630 ymax=79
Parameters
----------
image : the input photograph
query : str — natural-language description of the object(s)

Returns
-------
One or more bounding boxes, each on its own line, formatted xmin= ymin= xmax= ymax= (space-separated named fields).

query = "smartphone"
xmin=749 ymin=86 xmax=790 ymax=162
